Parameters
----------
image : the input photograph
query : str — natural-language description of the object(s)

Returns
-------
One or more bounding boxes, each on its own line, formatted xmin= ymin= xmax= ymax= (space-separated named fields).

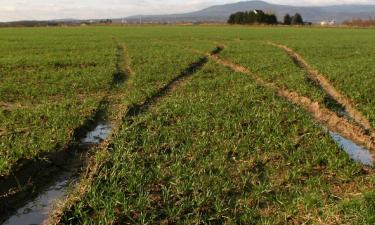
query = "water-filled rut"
xmin=2 ymin=122 xmax=112 ymax=225
xmin=0 ymin=41 xmax=130 ymax=224
xmin=330 ymin=132 xmax=374 ymax=166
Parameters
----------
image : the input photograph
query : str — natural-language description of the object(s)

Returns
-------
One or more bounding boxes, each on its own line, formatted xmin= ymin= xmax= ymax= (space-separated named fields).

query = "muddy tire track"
xmin=208 ymin=49 xmax=375 ymax=161
xmin=46 ymin=46 xmax=222 ymax=225
xmin=269 ymin=42 xmax=372 ymax=133
xmin=0 ymin=93 xmax=106 ymax=224
xmin=45 ymin=41 xmax=135 ymax=225
xmin=0 ymin=42 xmax=131 ymax=224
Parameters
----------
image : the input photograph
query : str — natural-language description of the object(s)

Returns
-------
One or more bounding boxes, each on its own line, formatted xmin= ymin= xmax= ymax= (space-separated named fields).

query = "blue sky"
xmin=0 ymin=0 xmax=374 ymax=22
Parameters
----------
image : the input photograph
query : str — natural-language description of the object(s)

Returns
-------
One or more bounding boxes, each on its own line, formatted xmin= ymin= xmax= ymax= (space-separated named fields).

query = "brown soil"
xmin=269 ymin=42 xmax=372 ymax=133
xmin=208 ymin=52 xmax=375 ymax=161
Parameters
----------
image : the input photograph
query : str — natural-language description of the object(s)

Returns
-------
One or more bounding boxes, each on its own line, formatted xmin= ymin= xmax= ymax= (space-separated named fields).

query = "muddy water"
xmin=81 ymin=123 xmax=112 ymax=145
xmin=330 ymin=131 xmax=374 ymax=166
xmin=2 ymin=123 xmax=112 ymax=225
xmin=3 ymin=179 xmax=69 ymax=225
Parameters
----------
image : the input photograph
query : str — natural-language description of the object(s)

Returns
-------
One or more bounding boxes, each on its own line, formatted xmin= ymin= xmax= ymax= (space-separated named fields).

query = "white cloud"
xmin=268 ymin=0 xmax=375 ymax=6
xmin=0 ymin=0 xmax=374 ymax=22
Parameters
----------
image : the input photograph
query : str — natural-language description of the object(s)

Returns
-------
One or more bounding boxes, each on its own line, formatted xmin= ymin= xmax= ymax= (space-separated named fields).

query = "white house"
xmin=329 ymin=20 xmax=336 ymax=26
xmin=253 ymin=10 xmax=264 ymax=15
xmin=321 ymin=19 xmax=336 ymax=26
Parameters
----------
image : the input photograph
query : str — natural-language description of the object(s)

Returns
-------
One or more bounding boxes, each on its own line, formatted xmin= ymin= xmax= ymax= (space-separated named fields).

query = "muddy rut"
xmin=47 ymin=46 xmax=222 ymax=225
xmin=269 ymin=42 xmax=372 ymax=133
xmin=208 ymin=48 xmax=375 ymax=161
xmin=0 ymin=41 xmax=133 ymax=224
xmin=45 ymin=42 xmax=135 ymax=225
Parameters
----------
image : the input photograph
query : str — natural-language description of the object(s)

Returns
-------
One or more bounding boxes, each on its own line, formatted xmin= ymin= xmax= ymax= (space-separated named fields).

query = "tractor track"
xmin=46 ymin=46 xmax=221 ymax=225
xmin=150 ymin=40 xmax=375 ymax=161
xmin=208 ymin=47 xmax=375 ymax=160
xmin=123 ymin=56 xmax=209 ymax=119
xmin=269 ymin=42 xmax=373 ymax=133
xmin=0 ymin=41 xmax=131 ymax=224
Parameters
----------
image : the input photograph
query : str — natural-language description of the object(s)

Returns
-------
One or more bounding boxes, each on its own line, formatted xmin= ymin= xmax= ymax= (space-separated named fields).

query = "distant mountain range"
xmin=2 ymin=0 xmax=375 ymax=25
xmin=122 ymin=0 xmax=375 ymax=23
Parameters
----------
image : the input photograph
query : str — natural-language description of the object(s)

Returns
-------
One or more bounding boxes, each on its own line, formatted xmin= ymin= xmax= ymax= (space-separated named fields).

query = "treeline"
xmin=343 ymin=18 xmax=375 ymax=27
xmin=0 ymin=19 xmax=114 ymax=28
xmin=228 ymin=10 xmax=305 ymax=25
xmin=0 ymin=21 xmax=62 ymax=27
xmin=283 ymin=13 xmax=304 ymax=25
xmin=228 ymin=10 xmax=277 ymax=24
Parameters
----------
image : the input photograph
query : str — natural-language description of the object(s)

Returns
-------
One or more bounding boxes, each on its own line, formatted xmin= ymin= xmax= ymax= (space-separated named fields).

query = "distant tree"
xmin=99 ymin=19 xmax=112 ymax=24
xmin=268 ymin=14 xmax=278 ymax=24
xmin=291 ymin=13 xmax=304 ymax=25
xmin=255 ymin=10 xmax=266 ymax=23
xmin=228 ymin=14 xmax=236 ymax=24
xmin=283 ymin=14 xmax=292 ymax=25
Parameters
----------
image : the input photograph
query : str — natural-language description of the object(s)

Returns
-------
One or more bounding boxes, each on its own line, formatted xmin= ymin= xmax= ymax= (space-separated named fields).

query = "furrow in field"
xmin=209 ymin=49 xmax=375 ymax=160
xmin=47 ymin=46 xmax=221 ymax=225
xmin=269 ymin=42 xmax=372 ymax=133
xmin=123 ymin=47 xmax=222 ymax=118
xmin=46 ymin=42 xmax=134 ymax=225
xmin=0 ymin=42 xmax=133 ymax=224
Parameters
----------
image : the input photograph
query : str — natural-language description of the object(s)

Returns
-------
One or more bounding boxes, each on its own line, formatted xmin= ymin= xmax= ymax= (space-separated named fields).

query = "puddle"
xmin=2 ymin=122 xmax=112 ymax=225
xmin=329 ymin=131 xmax=374 ymax=166
xmin=81 ymin=123 xmax=112 ymax=145
xmin=3 ymin=178 xmax=69 ymax=225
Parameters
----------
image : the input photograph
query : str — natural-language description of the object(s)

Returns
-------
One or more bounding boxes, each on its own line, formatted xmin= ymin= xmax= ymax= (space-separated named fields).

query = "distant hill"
xmin=122 ymin=0 xmax=375 ymax=23
xmin=2 ymin=0 xmax=374 ymax=26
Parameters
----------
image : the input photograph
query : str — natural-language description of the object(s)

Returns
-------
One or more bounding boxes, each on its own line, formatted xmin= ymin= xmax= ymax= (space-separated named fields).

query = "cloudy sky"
xmin=1 ymin=0 xmax=374 ymax=22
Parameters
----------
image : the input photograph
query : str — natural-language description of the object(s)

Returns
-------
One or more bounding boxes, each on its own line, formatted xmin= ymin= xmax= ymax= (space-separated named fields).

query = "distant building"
xmin=320 ymin=19 xmax=336 ymax=26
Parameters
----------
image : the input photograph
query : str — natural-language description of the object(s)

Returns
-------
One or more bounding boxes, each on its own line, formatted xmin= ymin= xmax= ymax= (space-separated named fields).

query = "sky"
xmin=0 ymin=0 xmax=374 ymax=22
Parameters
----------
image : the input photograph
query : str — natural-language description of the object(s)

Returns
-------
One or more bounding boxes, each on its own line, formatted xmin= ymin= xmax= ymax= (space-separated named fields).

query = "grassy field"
xmin=0 ymin=28 xmax=118 ymax=175
xmin=1 ymin=25 xmax=375 ymax=224
xmin=276 ymin=30 xmax=375 ymax=128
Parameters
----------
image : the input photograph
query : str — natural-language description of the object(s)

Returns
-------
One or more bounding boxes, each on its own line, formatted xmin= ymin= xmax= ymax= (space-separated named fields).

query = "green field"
xmin=1 ymin=26 xmax=375 ymax=224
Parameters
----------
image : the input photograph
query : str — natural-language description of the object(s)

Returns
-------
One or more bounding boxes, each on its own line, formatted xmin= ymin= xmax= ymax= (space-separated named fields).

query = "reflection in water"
xmin=81 ymin=123 xmax=112 ymax=145
xmin=3 ymin=179 xmax=68 ymax=225
xmin=330 ymin=131 xmax=374 ymax=166
xmin=3 ymin=122 xmax=112 ymax=225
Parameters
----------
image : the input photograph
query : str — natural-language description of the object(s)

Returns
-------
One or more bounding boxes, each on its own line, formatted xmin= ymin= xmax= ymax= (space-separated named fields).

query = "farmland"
xmin=0 ymin=26 xmax=375 ymax=224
